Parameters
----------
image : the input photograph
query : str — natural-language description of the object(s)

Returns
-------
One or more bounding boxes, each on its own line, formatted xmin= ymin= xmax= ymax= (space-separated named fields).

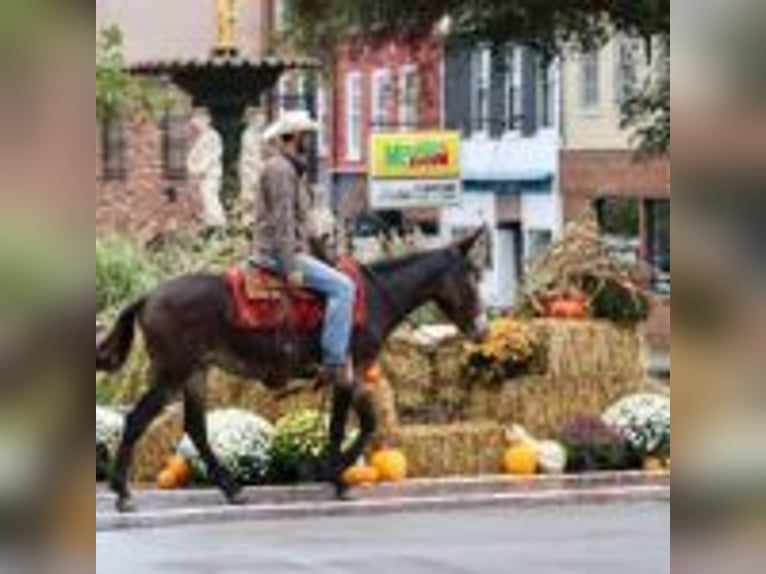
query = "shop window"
xmin=646 ymin=199 xmax=670 ymax=295
xmin=595 ymin=197 xmax=641 ymax=264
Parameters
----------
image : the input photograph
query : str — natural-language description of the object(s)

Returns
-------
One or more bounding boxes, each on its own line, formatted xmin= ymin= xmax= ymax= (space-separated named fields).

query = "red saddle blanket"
xmin=225 ymin=258 xmax=367 ymax=331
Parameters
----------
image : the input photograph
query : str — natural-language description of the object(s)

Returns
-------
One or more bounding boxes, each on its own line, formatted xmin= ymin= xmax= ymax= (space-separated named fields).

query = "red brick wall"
xmin=560 ymin=150 xmax=670 ymax=220
xmin=332 ymin=35 xmax=444 ymax=174
xmin=561 ymin=150 xmax=671 ymax=350
xmin=96 ymin=113 xmax=200 ymax=241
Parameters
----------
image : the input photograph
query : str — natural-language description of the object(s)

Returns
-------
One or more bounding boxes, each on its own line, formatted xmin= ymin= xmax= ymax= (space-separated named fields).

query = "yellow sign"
xmin=370 ymin=132 xmax=461 ymax=180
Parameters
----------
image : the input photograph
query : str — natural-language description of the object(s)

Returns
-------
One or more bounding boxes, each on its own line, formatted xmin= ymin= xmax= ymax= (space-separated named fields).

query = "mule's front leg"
xmin=326 ymin=384 xmax=353 ymax=496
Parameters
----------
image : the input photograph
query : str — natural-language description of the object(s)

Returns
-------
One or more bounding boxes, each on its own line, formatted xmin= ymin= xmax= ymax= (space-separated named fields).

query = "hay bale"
xmin=531 ymin=319 xmax=644 ymax=381
xmin=466 ymin=374 xmax=641 ymax=438
xmin=461 ymin=319 xmax=645 ymax=437
xmin=132 ymin=405 xmax=184 ymax=483
xmin=393 ymin=424 xmax=506 ymax=478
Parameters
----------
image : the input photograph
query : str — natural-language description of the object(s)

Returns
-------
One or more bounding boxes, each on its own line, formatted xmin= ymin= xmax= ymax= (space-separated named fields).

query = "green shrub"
xmin=269 ymin=410 xmax=329 ymax=484
xmin=586 ymin=276 xmax=650 ymax=326
xmin=96 ymin=236 xmax=157 ymax=312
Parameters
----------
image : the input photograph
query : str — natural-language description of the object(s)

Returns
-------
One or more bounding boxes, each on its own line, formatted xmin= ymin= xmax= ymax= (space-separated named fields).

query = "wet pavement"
xmin=97 ymin=501 xmax=669 ymax=573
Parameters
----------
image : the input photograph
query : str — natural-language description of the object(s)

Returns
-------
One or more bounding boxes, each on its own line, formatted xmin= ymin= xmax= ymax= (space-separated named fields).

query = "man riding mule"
xmin=252 ymin=111 xmax=356 ymax=392
xmin=96 ymin=119 xmax=489 ymax=515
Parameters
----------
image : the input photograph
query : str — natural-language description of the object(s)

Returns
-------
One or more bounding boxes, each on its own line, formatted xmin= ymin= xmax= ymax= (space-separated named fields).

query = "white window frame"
xmin=471 ymin=47 xmax=492 ymax=134
xmin=537 ymin=58 xmax=555 ymax=129
xmin=580 ymin=49 xmax=601 ymax=111
xmin=345 ymin=71 xmax=363 ymax=162
xmin=397 ymin=64 xmax=420 ymax=131
xmin=505 ymin=45 xmax=523 ymax=133
xmin=371 ymin=68 xmax=394 ymax=132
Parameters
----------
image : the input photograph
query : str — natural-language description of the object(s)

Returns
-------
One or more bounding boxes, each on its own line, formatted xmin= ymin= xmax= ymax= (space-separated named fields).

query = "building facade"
xmin=331 ymin=35 xmax=445 ymax=220
xmin=560 ymin=36 xmax=670 ymax=354
xmin=441 ymin=42 xmax=562 ymax=308
xmin=96 ymin=0 xmax=284 ymax=240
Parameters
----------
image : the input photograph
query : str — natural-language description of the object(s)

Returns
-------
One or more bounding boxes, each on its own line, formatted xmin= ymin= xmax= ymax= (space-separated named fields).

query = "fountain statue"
xmin=187 ymin=110 xmax=227 ymax=229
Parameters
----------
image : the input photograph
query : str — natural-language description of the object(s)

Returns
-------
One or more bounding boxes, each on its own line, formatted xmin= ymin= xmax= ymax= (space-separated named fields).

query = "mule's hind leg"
xmin=110 ymin=383 xmax=172 ymax=513
xmin=184 ymin=371 xmax=246 ymax=506
xmin=334 ymin=383 xmax=378 ymax=500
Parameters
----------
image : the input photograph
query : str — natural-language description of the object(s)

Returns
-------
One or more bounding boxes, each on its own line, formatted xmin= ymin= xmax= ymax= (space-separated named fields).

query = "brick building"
xmin=330 ymin=35 xmax=444 ymax=220
xmin=560 ymin=36 xmax=670 ymax=357
xmin=96 ymin=0 xmax=290 ymax=240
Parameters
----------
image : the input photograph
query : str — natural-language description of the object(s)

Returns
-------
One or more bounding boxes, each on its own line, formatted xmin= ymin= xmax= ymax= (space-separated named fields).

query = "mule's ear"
xmin=455 ymin=226 xmax=487 ymax=257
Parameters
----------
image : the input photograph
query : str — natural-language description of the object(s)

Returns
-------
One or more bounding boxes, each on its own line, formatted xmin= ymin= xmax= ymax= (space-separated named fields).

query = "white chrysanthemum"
xmin=179 ymin=408 xmax=274 ymax=484
xmin=96 ymin=406 xmax=124 ymax=448
xmin=537 ymin=440 xmax=568 ymax=474
xmin=603 ymin=394 xmax=670 ymax=455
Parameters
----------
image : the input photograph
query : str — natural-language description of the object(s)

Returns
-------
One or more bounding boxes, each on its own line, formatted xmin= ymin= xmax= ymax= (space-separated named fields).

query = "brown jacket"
xmin=252 ymin=152 xmax=313 ymax=274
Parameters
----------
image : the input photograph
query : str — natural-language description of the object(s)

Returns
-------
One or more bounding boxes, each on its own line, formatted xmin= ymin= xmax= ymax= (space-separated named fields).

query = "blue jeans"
xmin=253 ymin=253 xmax=356 ymax=367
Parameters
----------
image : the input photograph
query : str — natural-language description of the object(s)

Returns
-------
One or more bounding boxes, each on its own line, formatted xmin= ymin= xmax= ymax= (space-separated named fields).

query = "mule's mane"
xmin=363 ymin=245 xmax=454 ymax=277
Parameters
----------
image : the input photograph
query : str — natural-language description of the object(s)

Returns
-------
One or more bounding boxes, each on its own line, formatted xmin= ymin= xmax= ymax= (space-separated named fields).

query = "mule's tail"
xmin=96 ymin=299 xmax=145 ymax=374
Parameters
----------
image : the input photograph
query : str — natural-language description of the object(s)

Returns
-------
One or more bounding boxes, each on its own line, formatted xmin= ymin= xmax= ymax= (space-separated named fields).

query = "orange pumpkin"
xmin=343 ymin=465 xmax=380 ymax=487
xmin=157 ymin=469 xmax=180 ymax=490
xmin=363 ymin=364 xmax=385 ymax=386
xmin=548 ymin=297 xmax=588 ymax=320
xmin=503 ymin=444 xmax=539 ymax=476
xmin=166 ymin=455 xmax=192 ymax=486
xmin=371 ymin=449 xmax=408 ymax=483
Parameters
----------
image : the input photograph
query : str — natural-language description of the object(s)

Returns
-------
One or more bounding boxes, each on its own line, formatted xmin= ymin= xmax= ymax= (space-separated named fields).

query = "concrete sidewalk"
xmin=97 ymin=472 xmax=670 ymax=532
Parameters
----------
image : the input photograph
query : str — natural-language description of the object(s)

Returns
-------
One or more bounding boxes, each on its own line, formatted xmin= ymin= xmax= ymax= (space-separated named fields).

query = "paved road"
xmin=97 ymin=502 xmax=669 ymax=574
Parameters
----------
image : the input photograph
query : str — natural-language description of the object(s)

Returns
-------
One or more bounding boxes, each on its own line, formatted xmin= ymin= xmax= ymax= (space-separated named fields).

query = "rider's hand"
xmin=287 ymin=270 xmax=304 ymax=287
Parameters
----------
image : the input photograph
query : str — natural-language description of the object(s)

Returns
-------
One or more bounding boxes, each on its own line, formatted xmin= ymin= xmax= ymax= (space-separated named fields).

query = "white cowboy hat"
xmin=263 ymin=110 xmax=319 ymax=141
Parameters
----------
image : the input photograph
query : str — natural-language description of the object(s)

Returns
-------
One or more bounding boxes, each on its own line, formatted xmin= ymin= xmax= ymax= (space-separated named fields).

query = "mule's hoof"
xmin=334 ymin=481 xmax=356 ymax=502
xmin=115 ymin=495 xmax=137 ymax=514
xmin=225 ymin=488 xmax=248 ymax=506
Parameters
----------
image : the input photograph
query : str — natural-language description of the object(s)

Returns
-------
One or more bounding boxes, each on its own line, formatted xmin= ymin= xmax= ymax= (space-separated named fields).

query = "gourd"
xmin=371 ymin=448 xmax=408 ymax=483
xmin=156 ymin=455 xmax=192 ymax=489
xmin=343 ymin=464 xmax=380 ymax=487
xmin=503 ymin=444 xmax=539 ymax=476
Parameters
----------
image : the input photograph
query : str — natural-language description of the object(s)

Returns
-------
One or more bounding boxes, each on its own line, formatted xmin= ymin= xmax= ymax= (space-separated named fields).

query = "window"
xmin=595 ymin=197 xmax=641 ymax=264
xmin=345 ymin=71 xmax=363 ymax=162
xmin=580 ymin=50 xmax=601 ymax=110
xmin=278 ymin=72 xmax=309 ymax=112
xmin=371 ymin=68 xmax=394 ymax=131
xmin=398 ymin=65 xmax=420 ymax=130
xmin=646 ymin=199 xmax=670 ymax=295
xmin=471 ymin=48 xmax=491 ymax=132
xmin=526 ymin=228 xmax=553 ymax=262
xmin=161 ymin=110 xmax=187 ymax=181
xmin=616 ymin=36 xmax=642 ymax=106
xmin=100 ymin=112 xmax=126 ymax=181
xmin=595 ymin=196 xmax=671 ymax=295
xmin=505 ymin=45 xmax=522 ymax=131
xmin=316 ymin=82 xmax=329 ymax=158
xmin=537 ymin=58 xmax=555 ymax=128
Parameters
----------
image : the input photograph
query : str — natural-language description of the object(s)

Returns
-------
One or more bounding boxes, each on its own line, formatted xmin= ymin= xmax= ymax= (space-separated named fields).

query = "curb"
xmin=97 ymin=472 xmax=670 ymax=532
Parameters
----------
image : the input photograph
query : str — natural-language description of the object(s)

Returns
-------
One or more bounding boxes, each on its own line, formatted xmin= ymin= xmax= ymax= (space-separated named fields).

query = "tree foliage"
xmin=96 ymin=26 xmax=172 ymax=121
xmin=283 ymin=0 xmax=669 ymax=154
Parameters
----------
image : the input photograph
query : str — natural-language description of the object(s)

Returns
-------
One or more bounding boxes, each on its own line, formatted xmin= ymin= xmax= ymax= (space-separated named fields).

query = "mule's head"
xmin=431 ymin=228 xmax=490 ymax=343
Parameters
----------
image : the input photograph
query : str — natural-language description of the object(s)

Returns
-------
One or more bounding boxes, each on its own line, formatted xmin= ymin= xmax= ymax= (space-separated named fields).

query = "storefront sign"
xmin=369 ymin=131 xmax=462 ymax=209
xmin=370 ymin=179 xmax=462 ymax=210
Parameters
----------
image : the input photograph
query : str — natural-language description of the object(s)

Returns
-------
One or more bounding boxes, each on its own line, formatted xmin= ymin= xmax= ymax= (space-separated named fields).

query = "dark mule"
xmin=96 ymin=231 xmax=488 ymax=512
